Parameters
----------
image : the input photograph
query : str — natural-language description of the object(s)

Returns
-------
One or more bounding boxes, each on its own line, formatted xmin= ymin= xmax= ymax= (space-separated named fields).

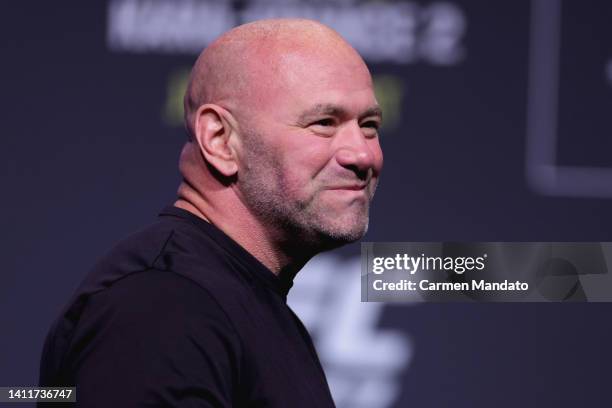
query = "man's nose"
xmin=334 ymin=121 xmax=379 ymax=176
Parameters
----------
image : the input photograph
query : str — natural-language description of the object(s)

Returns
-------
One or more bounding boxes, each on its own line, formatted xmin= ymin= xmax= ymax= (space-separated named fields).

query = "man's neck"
xmin=174 ymin=200 xmax=210 ymax=223
xmin=174 ymin=193 xmax=311 ymax=277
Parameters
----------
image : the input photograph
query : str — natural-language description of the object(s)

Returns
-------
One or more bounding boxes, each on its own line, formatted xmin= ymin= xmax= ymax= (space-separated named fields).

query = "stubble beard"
xmin=238 ymin=133 xmax=371 ymax=252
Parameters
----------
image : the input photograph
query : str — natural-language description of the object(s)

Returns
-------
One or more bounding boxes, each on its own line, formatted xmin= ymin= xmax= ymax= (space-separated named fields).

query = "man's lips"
xmin=326 ymin=184 xmax=368 ymax=191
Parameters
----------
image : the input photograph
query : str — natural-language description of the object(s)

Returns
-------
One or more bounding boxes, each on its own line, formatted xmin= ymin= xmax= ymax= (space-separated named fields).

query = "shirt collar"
xmin=158 ymin=205 xmax=294 ymax=299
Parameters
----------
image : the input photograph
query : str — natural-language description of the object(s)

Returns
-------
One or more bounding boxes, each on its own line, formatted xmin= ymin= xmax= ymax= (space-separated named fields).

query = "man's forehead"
xmin=245 ymin=48 xmax=375 ymax=113
xmin=276 ymin=46 xmax=370 ymax=82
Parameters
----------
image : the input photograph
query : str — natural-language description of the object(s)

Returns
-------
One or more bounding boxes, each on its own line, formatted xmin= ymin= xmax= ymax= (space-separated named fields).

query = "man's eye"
xmin=311 ymin=118 xmax=335 ymax=127
xmin=361 ymin=121 xmax=380 ymax=130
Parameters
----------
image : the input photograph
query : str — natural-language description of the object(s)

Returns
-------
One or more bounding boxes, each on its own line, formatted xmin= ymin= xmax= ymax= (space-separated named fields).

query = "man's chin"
xmin=312 ymin=218 xmax=369 ymax=251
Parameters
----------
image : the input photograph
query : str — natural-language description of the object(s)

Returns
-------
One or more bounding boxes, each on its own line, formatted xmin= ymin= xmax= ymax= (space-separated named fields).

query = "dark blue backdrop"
xmin=3 ymin=1 xmax=612 ymax=407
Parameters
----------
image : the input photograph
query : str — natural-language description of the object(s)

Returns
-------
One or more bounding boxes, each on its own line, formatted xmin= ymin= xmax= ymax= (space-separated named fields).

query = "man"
xmin=39 ymin=18 xmax=383 ymax=407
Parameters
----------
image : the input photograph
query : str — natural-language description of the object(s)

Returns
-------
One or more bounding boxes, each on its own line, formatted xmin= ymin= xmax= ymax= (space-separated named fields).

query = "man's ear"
xmin=193 ymin=104 xmax=239 ymax=177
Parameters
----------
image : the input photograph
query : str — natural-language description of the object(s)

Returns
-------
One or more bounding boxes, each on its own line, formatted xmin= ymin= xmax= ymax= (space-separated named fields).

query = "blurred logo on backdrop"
xmin=105 ymin=0 xmax=467 ymax=129
xmin=288 ymin=253 xmax=413 ymax=408
xmin=107 ymin=0 xmax=466 ymax=64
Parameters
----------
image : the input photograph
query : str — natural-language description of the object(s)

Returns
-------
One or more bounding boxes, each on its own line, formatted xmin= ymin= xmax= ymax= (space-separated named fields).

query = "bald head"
xmin=183 ymin=18 xmax=369 ymax=138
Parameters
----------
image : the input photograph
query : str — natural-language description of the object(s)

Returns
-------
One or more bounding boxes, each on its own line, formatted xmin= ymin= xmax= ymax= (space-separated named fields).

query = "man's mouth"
xmin=327 ymin=183 xmax=367 ymax=191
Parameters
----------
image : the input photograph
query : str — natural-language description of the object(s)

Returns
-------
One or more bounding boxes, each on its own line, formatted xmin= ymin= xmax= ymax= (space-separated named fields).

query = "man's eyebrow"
xmin=297 ymin=104 xmax=383 ymax=123
xmin=361 ymin=106 xmax=383 ymax=121
xmin=297 ymin=104 xmax=345 ymax=123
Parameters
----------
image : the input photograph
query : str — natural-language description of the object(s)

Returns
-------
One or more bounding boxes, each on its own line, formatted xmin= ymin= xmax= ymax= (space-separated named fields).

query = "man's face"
xmin=236 ymin=50 xmax=383 ymax=249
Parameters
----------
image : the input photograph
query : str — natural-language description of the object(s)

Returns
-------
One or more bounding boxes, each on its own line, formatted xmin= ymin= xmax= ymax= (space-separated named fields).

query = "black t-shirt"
xmin=39 ymin=206 xmax=336 ymax=407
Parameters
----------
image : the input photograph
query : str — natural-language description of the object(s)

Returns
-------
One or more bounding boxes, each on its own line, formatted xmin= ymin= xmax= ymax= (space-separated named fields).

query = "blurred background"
xmin=3 ymin=0 xmax=612 ymax=406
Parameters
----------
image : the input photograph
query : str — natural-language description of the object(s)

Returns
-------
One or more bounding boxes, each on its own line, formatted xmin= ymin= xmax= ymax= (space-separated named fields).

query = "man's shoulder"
xmin=39 ymin=214 xmax=248 ymax=382
xmin=76 ymin=269 xmax=238 ymax=337
xmin=71 ymin=270 xmax=237 ymax=339
xmin=41 ymin=214 xmax=251 ymax=376
xmin=78 ymin=214 xmax=246 ymax=302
